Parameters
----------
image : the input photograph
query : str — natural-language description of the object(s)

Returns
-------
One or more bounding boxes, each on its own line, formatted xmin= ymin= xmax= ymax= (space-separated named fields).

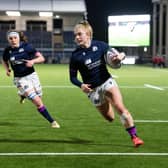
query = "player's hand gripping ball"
xmin=104 ymin=48 xmax=125 ymax=69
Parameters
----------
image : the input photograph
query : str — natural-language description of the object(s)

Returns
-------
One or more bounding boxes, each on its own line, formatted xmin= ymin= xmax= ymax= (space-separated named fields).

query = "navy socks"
xmin=38 ymin=106 xmax=54 ymax=123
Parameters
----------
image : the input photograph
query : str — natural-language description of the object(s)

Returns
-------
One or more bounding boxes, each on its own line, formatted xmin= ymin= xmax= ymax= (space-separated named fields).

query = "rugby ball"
xmin=104 ymin=48 xmax=125 ymax=69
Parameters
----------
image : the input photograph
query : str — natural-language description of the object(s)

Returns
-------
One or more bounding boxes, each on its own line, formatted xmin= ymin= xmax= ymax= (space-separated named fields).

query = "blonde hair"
xmin=74 ymin=20 xmax=93 ymax=39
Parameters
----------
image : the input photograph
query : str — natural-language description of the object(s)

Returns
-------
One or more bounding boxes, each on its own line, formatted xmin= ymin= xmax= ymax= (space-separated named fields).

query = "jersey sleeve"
xmin=69 ymin=55 xmax=83 ymax=87
xmin=101 ymin=41 xmax=110 ymax=54
xmin=2 ymin=47 xmax=10 ymax=62
xmin=26 ymin=43 xmax=38 ymax=59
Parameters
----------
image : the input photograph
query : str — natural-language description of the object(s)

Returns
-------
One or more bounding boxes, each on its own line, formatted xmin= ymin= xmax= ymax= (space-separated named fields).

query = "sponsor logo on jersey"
xmin=87 ymin=60 xmax=101 ymax=70
xmin=85 ymin=58 xmax=92 ymax=65
xmin=10 ymin=56 xmax=15 ymax=61
xmin=19 ymin=48 xmax=24 ymax=52
xmin=92 ymin=46 xmax=98 ymax=52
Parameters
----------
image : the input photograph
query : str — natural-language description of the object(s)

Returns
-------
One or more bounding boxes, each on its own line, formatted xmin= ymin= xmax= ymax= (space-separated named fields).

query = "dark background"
xmin=85 ymin=0 xmax=153 ymax=42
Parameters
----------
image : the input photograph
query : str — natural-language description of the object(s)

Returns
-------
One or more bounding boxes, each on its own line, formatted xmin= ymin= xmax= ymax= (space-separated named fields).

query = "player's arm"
xmin=69 ymin=56 xmax=84 ymax=87
xmin=2 ymin=48 xmax=11 ymax=76
xmin=69 ymin=69 xmax=92 ymax=93
xmin=108 ymin=48 xmax=125 ymax=61
xmin=25 ymin=51 xmax=45 ymax=67
xmin=69 ymin=54 xmax=92 ymax=93
xmin=81 ymin=84 xmax=92 ymax=93
xmin=69 ymin=67 xmax=93 ymax=93
xmin=111 ymin=51 xmax=125 ymax=62
xmin=2 ymin=60 xmax=11 ymax=76
xmin=69 ymin=68 xmax=83 ymax=87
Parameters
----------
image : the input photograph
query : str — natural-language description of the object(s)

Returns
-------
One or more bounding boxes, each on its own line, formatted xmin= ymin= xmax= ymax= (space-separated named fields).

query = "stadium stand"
xmin=0 ymin=0 xmax=86 ymax=63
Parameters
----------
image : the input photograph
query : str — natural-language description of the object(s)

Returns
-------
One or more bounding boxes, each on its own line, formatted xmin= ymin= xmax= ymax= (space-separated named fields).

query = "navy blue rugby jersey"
xmin=69 ymin=40 xmax=111 ymax=89
xmin=3 ymin=42 xmax=36 ymax=77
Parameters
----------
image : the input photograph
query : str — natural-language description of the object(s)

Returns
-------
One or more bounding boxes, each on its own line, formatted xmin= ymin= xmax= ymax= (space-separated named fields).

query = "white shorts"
xmin=13 ymin=72 xmax=42 ymax=97
xmin=88 ymin=77 xmax=118 ymax=106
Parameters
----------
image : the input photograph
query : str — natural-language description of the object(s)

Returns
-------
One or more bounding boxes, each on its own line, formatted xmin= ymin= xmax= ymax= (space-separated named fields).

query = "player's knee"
xmin=27 ymin=91 xmax=37 ymax=100
xmin=103 ymin=110 xmax=115 ymax=122
xmin=119 ymin=112 xmax=129 ymax=125
xmin=36 ymin=90 xmax=42 ymax=97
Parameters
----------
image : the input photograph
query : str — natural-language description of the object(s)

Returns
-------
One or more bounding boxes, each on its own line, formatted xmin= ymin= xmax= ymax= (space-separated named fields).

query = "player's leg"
xmin=29 ymin=72 xmax=60 ymax=128
xmin=88 ymin=85 xmax=115 ymax=122
xmin=105 ymin=86 xmax=144 ymax=147
xmin=96 ymin=100 xmax=115 ymax=122
xmin=25 ymin=89 xmax=60 ymax=128
xmin=17 ymin=93 xmax=26 ymax=104
xmin=16 ymin=84 xmax=26 ymax=104
xmin=105 ymin=87 xmax=134 ymax=127
xmin=19 ymin=95 xmax=26 ymax=104
xmin=14 ymin=77 xmax=27 ymax=104
xmin=14 ymin=76 xmax=60 ymax=128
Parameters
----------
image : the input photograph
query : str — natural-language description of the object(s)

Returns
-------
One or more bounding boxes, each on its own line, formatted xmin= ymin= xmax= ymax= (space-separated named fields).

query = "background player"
xmin=2 ymin=30 xmax=60 ymax=128
xmin=69 ymin=21 xmax=144 ymax=147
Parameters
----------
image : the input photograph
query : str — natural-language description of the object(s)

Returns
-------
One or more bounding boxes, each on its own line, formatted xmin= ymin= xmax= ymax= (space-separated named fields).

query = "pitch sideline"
xmin=0 ymin=85 xmax=167 ymax=89
xmin=0 ymin=152 xmax=168 ymax=156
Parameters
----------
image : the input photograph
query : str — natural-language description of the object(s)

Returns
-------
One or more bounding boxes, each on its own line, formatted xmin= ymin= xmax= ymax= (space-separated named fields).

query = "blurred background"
xmin=0 ymin=0 xmax=167 ymax=67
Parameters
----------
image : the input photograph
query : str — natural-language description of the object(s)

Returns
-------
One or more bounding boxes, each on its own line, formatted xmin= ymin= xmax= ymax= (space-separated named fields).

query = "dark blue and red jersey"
xmin=3 ymin=42 xmax=36 ymax=77
xmin=69 ymin=40 xmax=111 ymax=89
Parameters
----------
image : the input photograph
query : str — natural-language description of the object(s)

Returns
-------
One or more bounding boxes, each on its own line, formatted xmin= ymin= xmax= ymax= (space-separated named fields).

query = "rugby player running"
xmin=69 ymin=21 xmax=144 ymax=147
xmin=2 ymin=30 xmax=60 ymax=128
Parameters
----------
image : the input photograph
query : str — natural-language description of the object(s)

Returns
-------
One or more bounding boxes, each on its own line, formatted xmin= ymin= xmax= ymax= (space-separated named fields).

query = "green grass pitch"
xmin=0 ymin=64 xmax=168 ymax=167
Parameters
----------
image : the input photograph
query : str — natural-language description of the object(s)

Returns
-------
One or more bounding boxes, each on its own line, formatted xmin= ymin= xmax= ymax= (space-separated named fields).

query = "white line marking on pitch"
xmin=135 ymin=120 xmax=168 ymax=123
xmin=112 ymin=75 xmax=119 ymax=78
xmin=0 ymin=85 xmax=167 ymax=89
xmin=0 ymin=152 xmax=168 ymax=156
xmin=144 ymin=84 xmax=164 ymax=90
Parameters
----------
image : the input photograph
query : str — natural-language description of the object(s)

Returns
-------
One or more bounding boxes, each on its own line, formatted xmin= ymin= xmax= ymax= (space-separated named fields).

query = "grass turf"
xmin=0 ymin=64 xmax=168 ymax=167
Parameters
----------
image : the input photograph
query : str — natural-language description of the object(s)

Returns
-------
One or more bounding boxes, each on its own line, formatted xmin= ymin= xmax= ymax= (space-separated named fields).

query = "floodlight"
xmin=39 ymin=12 xmax=53 ymax=17
xmin=6 ymin=11 xmax=21 ymax=16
